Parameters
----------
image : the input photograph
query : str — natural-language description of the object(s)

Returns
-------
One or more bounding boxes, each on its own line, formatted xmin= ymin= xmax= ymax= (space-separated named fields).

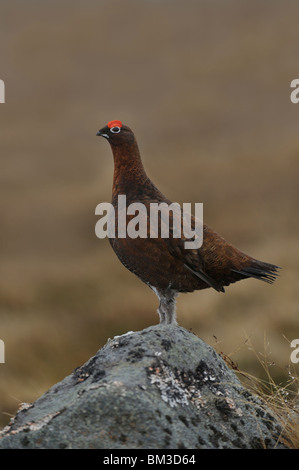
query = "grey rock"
xmin=0 ymin=325 xmax=288 ymax=449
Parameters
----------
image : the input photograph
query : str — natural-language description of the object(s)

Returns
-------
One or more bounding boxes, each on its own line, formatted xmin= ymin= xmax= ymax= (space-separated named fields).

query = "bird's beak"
xmin=96 ymin=129 xmax=109 ymax=139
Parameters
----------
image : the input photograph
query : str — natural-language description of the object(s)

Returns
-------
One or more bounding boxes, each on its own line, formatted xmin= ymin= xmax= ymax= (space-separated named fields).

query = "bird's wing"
xmin=160 ymin=208 xmax=226 ymax=292
xmin=163 ymin=209 xmax=280 ymax=290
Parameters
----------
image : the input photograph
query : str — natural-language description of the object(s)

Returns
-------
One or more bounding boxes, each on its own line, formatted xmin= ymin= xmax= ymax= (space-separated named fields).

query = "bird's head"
xmin=96 ymin=120 xmax=135 ymax=146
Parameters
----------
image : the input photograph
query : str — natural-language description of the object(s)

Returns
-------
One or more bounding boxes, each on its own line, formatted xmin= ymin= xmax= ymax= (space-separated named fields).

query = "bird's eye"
xmin=110 ymin=126 xmax=121 ymax=134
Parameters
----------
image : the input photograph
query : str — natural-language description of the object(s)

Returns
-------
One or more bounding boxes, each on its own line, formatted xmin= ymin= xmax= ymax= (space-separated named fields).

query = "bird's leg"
xmin=156 ymin=290 xmax=177 ymax=325
xmin=152 ymin=287 xmax=178 ymax=325
xmin=163 ymin=294 xmax=177 ymax=325
xmin=157 ymin=299 xmax=166 ymax=324
xmin=151 ymin=287 xmax=166 ymax=323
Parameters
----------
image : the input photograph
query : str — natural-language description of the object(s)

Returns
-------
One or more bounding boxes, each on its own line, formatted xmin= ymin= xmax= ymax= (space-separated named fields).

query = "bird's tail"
xmin=232 ymin=259 xmax=281 ymax=284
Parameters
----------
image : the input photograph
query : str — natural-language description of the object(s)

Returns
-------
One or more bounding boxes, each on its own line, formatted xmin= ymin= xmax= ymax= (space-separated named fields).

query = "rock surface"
xmin=0 ymin=325 xmax=288 ymax=449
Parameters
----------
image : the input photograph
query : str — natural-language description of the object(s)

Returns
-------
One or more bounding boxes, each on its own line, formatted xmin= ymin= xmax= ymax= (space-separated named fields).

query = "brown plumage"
xmin=96 ymin=120 xmax=280 ymax=325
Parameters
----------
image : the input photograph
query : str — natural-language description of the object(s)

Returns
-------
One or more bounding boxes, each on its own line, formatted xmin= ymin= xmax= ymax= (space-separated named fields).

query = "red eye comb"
xmin=108 ymin=120 xmax=122 ymax=129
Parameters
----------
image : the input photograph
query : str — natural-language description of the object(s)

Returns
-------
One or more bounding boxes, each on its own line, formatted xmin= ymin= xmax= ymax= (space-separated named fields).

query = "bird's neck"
xmin=111 ymin=141 xmax=149 ymax=198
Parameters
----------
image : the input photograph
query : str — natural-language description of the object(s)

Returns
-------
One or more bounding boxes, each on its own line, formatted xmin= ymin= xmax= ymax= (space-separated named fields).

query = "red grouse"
xmin=96 ymin=120 xmax=279 ymax=325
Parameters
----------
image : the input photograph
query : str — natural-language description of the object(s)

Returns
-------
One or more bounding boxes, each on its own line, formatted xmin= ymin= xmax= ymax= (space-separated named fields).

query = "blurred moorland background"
xmin=0 ymin=0 xmax=299 ymax=427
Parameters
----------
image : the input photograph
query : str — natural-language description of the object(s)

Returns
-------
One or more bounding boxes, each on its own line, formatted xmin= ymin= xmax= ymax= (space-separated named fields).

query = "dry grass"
xmin=219 ymin=334 xmax=299 ymax=448
xmin=0 ymin=0 xmax=298 ymax=439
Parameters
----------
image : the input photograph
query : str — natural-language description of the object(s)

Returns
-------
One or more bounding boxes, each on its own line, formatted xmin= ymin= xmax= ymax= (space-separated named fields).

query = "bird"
xmin=96 ymin=120 xmax=280 ymax=326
